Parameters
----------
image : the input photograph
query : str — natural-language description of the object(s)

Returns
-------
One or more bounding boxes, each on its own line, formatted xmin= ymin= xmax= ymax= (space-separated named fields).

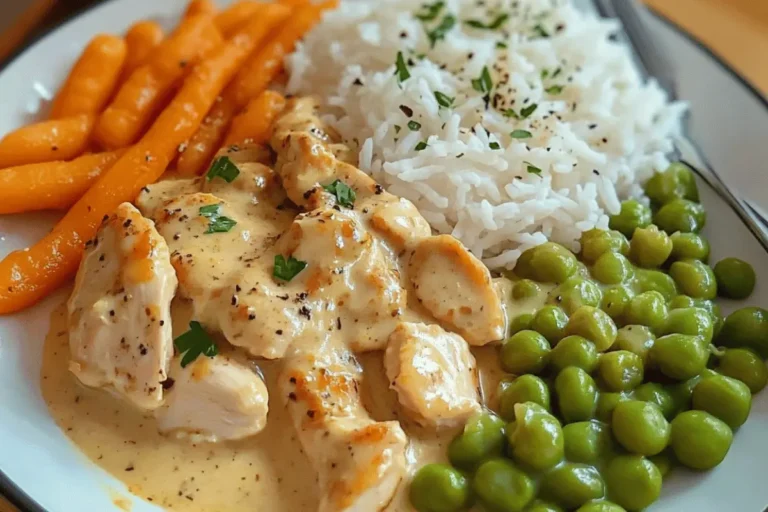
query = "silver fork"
xmin=594 ymin=0 xmax=768 ymax=253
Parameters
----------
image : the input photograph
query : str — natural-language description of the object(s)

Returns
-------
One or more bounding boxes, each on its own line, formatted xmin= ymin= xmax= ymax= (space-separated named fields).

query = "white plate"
xmin=1 ymin=1 xmax=768 ymax=511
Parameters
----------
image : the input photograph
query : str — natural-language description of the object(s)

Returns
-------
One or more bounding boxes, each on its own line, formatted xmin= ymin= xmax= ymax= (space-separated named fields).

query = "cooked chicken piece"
xmin=368 ymin=197 xmax=432 ymax=250
xmin=385 ymin=322 xmax=481 ymax=428
xmin=67 ymin=203 xmax=177 ymax=410
xmin=279 ymin=349 xmax=407 ymax=512
xmin=408 ymin=235 xmax=506 ymax=345
xmin=156 ymin=354 xmax=269 ymax=442
xmin=136 ymin=177 xmax=201 ymax=218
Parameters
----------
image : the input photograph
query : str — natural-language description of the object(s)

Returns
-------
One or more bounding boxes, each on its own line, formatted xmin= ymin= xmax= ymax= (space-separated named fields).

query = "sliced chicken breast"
xmin=156 ymin=354 xmax=269 ymax=442
xmin=385 ymin=322 xmax=481 ymax=428
xmin=279 ymin=349 xmax=408 ymax=512
xmin=67 ymin=203 xmax=177 ymax=410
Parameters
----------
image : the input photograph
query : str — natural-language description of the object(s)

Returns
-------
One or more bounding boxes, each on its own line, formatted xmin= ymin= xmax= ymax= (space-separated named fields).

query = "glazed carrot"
xmin=184 ymin=0 xmax=217 ymax=18
xmin=176 ymin=3 xmax=292 ymax=175
xmin=94 ymin=14 xmax=222 ymax=150
xmin=0 ymin=114 xmax=95 ymax=168
xmin=0 ymin=151 xmax=123 ymax=215
xmin=278 ymin=0 xmax=311 ymax=6
xmin=214 ymin=1 xmax=261 ymax=36
xmin=0 ymin=14 xmax=284 ymax=315
xmin=224 ymin=91 xmax=286 ymax=146
xmin=122 ymin=21 xmax=165 ymax=78
xmin=50 ymin=34 xmax=127 ymax=119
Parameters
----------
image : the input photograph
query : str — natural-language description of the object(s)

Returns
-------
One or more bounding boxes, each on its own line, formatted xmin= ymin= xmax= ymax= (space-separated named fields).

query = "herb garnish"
xmin=395 ymin=51 xmax=410 ymax=82
xmin=174 ymin=321 xmax=218 ymax=368
xmin=394 ymin=125 xmax=402 ymax=134
xmin=511 ymin=129 xmax=532 ymax=139
xmin=545 ymin=85 xmax=564 ymax=94
xmin=206 ymin=156 xmax=240 ymax=183
xmin=434 ymin=91 xmax=455 ymax=108
xmin=466 ymin=13 xmax=509 ymax=30
xmin=199 ymin=204 xmax=237 ymax=234
xmin=471 ymin=66 xmax=493 ymax=96
xmin=273 ymin=255 xmax=307 ymax=282
xmin=408 ymin=120 xmax=422 ymax=131
xmin=415 ymin=1 xmax=445 ymax=21
xmin=427 ymin=14 xmax=456 ymax=47
xmin=489 ymin=142 xmax=501 ymax=150
xmin=496 ymin=41 xmax=508 ymax=49
xmin=415 ymin=141 xmax=428 ymax=151
xmin=323 ymin=180 xmax=356 ymax=208
xmin=503 ymin=103 xmax=537 ymax=120
xmin=533 ymin=24 xmax=550 ymax=38
xmin=525 ymin=162 xmax=543 ymax=175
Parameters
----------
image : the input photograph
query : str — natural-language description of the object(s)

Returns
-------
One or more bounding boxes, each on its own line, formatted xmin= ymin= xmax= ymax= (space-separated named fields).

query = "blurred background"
xmin=0 ymin=0 xmax=766 ymax=95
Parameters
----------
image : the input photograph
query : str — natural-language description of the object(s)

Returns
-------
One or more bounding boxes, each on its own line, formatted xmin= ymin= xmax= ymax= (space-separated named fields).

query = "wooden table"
xmin=0 ymin=1 xmax=766 ymax=512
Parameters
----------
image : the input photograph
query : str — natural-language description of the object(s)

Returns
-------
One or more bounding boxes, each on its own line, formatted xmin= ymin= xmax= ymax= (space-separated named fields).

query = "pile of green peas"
xmin=409 ymin=162 xmax=768 ymax=512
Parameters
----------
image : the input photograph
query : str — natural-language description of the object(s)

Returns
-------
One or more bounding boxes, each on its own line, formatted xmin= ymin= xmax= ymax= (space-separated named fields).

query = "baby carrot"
xmin=0 ymin=114 xmax=94 ymax=168
xmin=0 ymin=14 xmax=284 ymax=314
xmin=94 ymin=14 xmax=222 ymax=150
xmin=184 ymin=0 xmax=217 ymax=18
xmin=122 ymin=21 xmax=165 ymax=78
xmin=0 ymin=151 xmax=123 ymax=215
xmin=50 ymin=34 xmax=127 ymax=119
xmin=224 ymin=90 xmax=286 ymax=146
xmin=214 ymin=1 xmax=261 ymax=36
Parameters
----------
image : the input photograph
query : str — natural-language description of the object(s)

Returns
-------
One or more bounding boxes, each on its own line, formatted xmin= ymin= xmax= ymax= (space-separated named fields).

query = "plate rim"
xmin=0 ymin=3 xmax=766 ymax=512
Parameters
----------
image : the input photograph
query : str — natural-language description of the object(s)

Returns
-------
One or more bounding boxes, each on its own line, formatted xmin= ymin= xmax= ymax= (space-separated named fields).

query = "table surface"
xmin=1 ymin=1 xmax=767 ymax=511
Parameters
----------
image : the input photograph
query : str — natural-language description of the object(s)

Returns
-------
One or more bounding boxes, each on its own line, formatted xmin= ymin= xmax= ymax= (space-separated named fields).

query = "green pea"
xmin=549 ymin=335 xmax=599 ymax=374
xmin=600 ymin=285 xmax=633 ymax=320
xmin=614 ymin=325 xmax=656 ymax=363
xmin=595 ymin=391 xmax=630 ymax=422
xmin=563 ymin=420 xmax=614 ymax=464
xmin=604 ymin=455 xmax=662 ymax=510
xmin=532 ymin=306 xmax=569 ymax=344
xmin=507 ymin=403 xmax=564 ymax=471
xmin=591 ymin=252 xmax=633 ymax=285
xmin=673 ymin=298 xmax=722 ymax=339
xmin=650 ymin=334 xmax=709 ymax=380
xmin=716 ymin=348 xmax=768 ymax=393
xmin=669 ymin=232 xmax=710 ymax=262
xmin=597 ymin=351 xmax=644 ymax=392
xmin=576 ymin=502 xmax=627 ymax=512
xmin=692 ymin=374 xmax=752 ymax=429
xmin=541 ymin=463 xmax=605 ymax=510
xmin=448 ymin=412 xmax=506 ymax=470
xmin=498 ymin=375 xmax=550 ymax=421
xmin=629 ymin=225 xmax=672 ymax=268
xmin=509 ymin=313 xmax=534 ymax=336
xmin=528 ymin=500 xmax=564 ymax=512
xmin=580 ymin=229 xmax=630 ymax=264
xmin=555 ymin=367 xmax=598 ymax=423
xmin=714 ymin=257 xmax=756 ymax=300
xmin=513 ymin=279 xmax=542 ymax=301
xmin=611 ymin=400 xmax=670 ymax=456
xmin=668 ymin=295 xmax=696 ymax=309
xmin=515 ymin=246 xmax=537 ymax=280
xmin=410 ymin=464 xmax=470 ymax=512
xmin=654 ymin=199 xmax=706 ymax=234
xmin=670 ymin=411 xmax=733 ymax=470
xmin=663 ymin=307 xmax=714 ymax=344
xmin=500 ymin=330 xmax=551 ymax=375
xmin=566 ymin=306 xmax=617 ymax=352
xmin=624 ymin=291 xmax=668 ymax=333
xmin=530 ymin=242 xmax=579 ymax=284
xmin=609 ymin=200 xmax=652 ymax=238
xmin=473 ymin=458 xmax=534 ymax=512
xmin=633 ymin=382 xmax=676 ymax=420
xmin=553 ymin=277 xmax=603 ymax=314
xmin=644 ymin=161 xmax=699 ymax=205
xmin=648 ymin=451 xmax=674 ymax=478
xmin=669 ymin=371 xmax=717 ymax=414
xmin=632 ymin=268 xmax=678 ymax=302
xmin=669 ymin=259 xmax=717 ymax=300
xmin=717 ymin=307 xmax=768 ymax=357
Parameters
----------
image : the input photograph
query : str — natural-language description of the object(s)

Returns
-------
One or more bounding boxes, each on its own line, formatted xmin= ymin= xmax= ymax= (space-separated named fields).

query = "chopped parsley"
xmin=520 ymin=103 xmax=538 ymax=118
xmin=415 ymin=141 xmax=428 ymax=151
xmin=489 ymin=142 xmax=501 ymax=150
xmin=199 ymin=204 xmax=237 ymax=234
xmin=205 ymin=156 xmax=240 ymax=183
xmin=525 ymin=162 xmax=543 ymax=175
xmin=394 ymin=125 xmax=402 ymax=134
xmin=533 ymin=24 xmax=550 ymax=38
xmin=496 ymin=41 xmax=508 ymax=49
xmin=511 ymin=129 xmax=533 ymax=139
xmin=408 ymin=120 xmax=422 ymax=131
xmin=434 ymin=91 xmax=455 ymax=108
xmin=552 ymin=67 xmax=562 ymax=78
xmin=503 ymin=109 xmax=520 ymax=120
xmin=427 ymin=14 xmax=456 ymax=47
xmin=323 ymin=179 xmax=356 ymax=208
xmin=415 ymin=1 xmax=445 ymax=21
xmin=465 ymin=13 xmax=509 ymax=30
xmin=174 ymin=321 xmax=218 ymax=368
xmin=273 ymin=255 xmax=307 ymax=282
xmin=395 ymin=51 xmax=410 ymax=82
xmin=471 ymin=66 xmax=493 ymax=95
xmin=545 ymin=85 xmax=564 ymax=94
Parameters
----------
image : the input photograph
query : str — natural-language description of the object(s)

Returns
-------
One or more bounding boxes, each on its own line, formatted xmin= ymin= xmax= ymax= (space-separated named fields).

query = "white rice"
xmin=287 ymin=0 xmax=686 ymax=269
